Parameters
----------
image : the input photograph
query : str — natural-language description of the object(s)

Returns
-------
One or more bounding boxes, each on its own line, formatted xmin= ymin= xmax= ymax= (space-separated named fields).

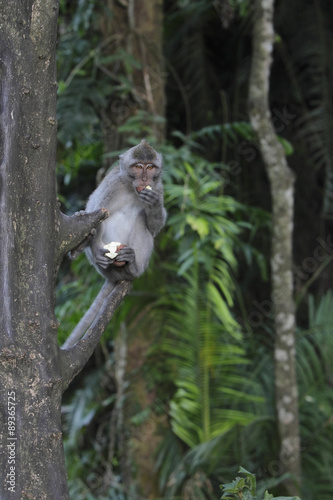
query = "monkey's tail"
xmin=61 ymin=280 xmax=115 ymax=349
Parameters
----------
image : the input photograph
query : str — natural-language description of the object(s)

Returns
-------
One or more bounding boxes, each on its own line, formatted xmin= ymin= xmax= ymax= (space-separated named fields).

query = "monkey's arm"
xmin=139 ymin=189 xmax=167 ymax=236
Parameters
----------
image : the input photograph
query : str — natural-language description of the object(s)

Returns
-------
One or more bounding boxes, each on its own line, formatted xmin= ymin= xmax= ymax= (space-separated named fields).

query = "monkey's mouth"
xmin=136 ymin=185 xmax=147 ymax=192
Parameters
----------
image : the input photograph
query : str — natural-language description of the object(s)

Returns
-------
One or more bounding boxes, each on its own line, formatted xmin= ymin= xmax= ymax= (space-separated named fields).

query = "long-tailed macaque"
xmin=62 ymin=140 xmax=166 ymax=348
xmin=85 ymin=139 xmax=167 ymax=286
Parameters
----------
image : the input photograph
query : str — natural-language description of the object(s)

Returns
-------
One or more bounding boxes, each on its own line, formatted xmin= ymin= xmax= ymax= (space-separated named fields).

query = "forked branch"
xmin=57 ymin=208 xmax=109 ymax=261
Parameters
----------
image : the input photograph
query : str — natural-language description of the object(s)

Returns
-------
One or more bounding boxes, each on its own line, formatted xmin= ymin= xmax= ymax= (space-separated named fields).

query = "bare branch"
xmin=59 ymin=280 xmax=132 ymax=391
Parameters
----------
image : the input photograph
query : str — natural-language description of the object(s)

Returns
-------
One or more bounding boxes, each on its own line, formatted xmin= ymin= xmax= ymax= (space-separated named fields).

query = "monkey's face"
xmin=130 ymin=163 xmax=159 ymax=192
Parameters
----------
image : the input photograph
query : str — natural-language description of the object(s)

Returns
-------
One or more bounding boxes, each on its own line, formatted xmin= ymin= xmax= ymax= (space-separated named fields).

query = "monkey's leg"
xmin=61 ymin=281 xmax=115 ymax=348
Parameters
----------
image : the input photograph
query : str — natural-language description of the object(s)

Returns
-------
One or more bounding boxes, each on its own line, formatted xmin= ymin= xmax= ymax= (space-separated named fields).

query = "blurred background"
xmin=55 ymin=0 xmax=333 ymax=498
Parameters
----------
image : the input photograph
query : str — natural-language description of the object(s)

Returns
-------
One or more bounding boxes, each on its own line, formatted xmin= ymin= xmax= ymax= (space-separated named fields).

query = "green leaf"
xmin=238 ymin=467 xmax=256 ymax=495
xmin=277 ymin=136 xmax=294 ymax=155
xmin=207 ymin=282 xmax=242 ymax=339
xmin=186 ymin=214 xmax=210 ymax=238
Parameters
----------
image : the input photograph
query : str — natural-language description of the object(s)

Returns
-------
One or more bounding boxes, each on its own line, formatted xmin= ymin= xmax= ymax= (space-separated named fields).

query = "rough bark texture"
xmin=248 ymin=0 xmax=301 ymax=495
xmin=0 ymin=3 xmax=130 ymax=498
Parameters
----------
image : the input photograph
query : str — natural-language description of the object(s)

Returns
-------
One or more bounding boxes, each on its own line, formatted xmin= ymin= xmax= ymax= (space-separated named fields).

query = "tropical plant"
xmin=220 ymin=467 xmax=301 ymax=500
xmin=140 ymin=153 xmax=268 ymax=499
xmin=55 ymin=2 xmax=333 ymax=499
xmin=296 ymin=292 xmax=333 ymax=500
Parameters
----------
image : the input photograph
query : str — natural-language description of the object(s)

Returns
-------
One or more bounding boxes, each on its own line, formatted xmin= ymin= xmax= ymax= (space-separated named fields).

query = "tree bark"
xmin=248 ymin=0 xmax=301 ymax=495
xmin=99 ymin=0 xmax=166 ymax=161
xmin=0 ymin=3 xmax=130 ymax=498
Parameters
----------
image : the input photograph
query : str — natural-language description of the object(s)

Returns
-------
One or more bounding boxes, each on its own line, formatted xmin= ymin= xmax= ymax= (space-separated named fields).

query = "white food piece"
xmin=145 ymin=185 xmax=152 ymax=190
xmin=103 ymin=241 xmax=121 ymax=259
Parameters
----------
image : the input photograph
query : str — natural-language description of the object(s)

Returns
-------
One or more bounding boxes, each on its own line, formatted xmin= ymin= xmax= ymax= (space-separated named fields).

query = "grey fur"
xmin=85 ymin=141 xmax=166 ymax=285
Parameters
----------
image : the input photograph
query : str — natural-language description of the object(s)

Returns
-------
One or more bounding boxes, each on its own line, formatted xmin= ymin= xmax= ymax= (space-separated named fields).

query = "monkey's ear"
xmin=156 ymin=151 xmax=163 ymax=169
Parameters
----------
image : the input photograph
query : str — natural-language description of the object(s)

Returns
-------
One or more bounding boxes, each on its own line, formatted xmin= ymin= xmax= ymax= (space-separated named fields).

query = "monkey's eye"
xmin=135 ymin=163 xmax=144 ymax=169
xmin=146 ymin=164 xmax=154 ymax=169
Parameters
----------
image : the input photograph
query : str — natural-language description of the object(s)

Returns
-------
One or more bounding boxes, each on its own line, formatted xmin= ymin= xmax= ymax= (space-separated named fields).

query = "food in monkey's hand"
xmin=136 ymin=185 xmax=152 ymax=193
xmin=103 ymin=242 xmax=127 ymax=267
xmin=103 ymin=241 xmax=121 ymax=259
xmin=113 ymin=244 xmax=127 ymax=267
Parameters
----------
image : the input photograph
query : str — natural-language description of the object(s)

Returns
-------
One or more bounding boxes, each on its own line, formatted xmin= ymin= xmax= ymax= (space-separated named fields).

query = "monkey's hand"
xmin=139 ymin=188 xmax=160 ymax=207
xmin=95 ymin=247 xmax=115 ymax=269
xmin=115 ymin=246 xmax=135 ymax=265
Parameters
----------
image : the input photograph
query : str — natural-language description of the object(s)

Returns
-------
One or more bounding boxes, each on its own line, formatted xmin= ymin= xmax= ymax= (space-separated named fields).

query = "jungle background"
xmin=55 ymin=0 xmax=333 ymax=499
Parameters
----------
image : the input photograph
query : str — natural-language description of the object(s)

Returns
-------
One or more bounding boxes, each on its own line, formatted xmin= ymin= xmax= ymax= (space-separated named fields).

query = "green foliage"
xmin=181 ymin=123 xmax=293 ymax=157
xmin=163 ymin=271 xmax=253 ymax=449
xmin=296 ymin=292 xmax=333 ymax=499
xmin=57 ymin=0 xmax=104 ymax=149
xmin=55 ymin=1 xmax=333 ymax=499
xmin=276 ymin=0 xmax=333 ymax=216
xmin=232 ymin=0 xmax=251 ymax=18
xmin=164 ymin=159 xmax=242 ymax=276
xmin=56 ymin=0 xmax=145 ymax=190
xmin=56 ymin=254 xmax=104 ymax=345
xmin=220 ymin=467 xmax=301 ymax=500
xmin=221 ymin=467 xmax=256 ymax=500
xmin=57 ymin=133 xmax=270 ymax=498
xmin=142 ymin=150 xmax=268 ymax=498
xmin=62 ymin=361 xmax=132 ymax=500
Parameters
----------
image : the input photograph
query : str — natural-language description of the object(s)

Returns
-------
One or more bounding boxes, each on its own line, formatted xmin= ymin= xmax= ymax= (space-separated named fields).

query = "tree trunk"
xmin=99 ymin=0 xmax=165 ymax=162
xmin=248 ymin=0 xmax=301 ymax=496
xmin=0 ymin=3 xmax=130 ymax=498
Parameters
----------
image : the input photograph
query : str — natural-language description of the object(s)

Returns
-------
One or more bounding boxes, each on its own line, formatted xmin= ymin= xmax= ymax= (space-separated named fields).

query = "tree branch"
xmin=59 ymin=280 xmax=132 ymax=391
xmin=57 ymin=208 xmax=109 ymax=261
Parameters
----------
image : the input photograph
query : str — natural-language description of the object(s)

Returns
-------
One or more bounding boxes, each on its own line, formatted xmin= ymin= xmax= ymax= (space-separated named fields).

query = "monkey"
xmin=85 ymin=139 xmax=167 ymax=284
xmin=61 ymin=140 xmax=166 ymax=348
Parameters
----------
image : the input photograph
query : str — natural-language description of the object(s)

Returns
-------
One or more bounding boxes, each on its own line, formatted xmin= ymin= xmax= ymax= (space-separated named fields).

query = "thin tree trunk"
xmin=248 ymin=0 xmax=301 ymax=495
xmin=100 ymin=0 xmax=165 ymax=161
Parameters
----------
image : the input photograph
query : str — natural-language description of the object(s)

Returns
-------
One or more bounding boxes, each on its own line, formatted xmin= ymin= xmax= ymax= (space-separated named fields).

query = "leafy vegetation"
xmin=55 ymin=0 xmax=333 ymax=499
xmin=220 ymin=467 xmax=301 ymax=500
